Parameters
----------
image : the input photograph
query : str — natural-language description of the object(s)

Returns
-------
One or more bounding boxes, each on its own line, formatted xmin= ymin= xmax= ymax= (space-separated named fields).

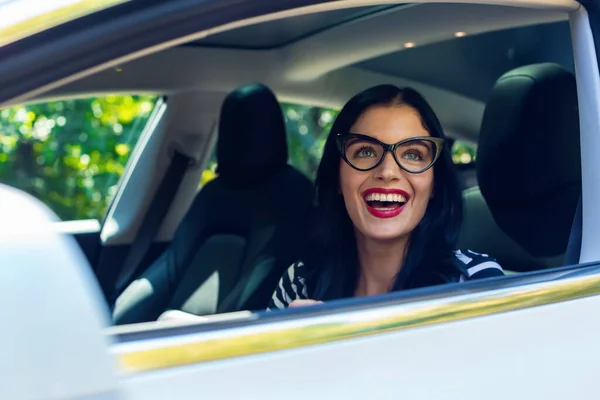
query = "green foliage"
xmin=452 ymin=140 xmax=476 ymax=164
xmin=281 ymin=102 xmax=339 ymax=180
xmin=0 ymin=95 xmax=157 ymax=221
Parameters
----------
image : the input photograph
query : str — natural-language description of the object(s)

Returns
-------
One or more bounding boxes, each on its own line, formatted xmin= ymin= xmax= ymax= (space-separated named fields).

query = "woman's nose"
xmin=374 ymin=152 xmax=401 ymax=181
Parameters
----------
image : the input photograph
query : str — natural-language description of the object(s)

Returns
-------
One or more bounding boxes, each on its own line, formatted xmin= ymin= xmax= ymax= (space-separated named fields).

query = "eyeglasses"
xmin=336 ymin=133 xmax=444 ymax=174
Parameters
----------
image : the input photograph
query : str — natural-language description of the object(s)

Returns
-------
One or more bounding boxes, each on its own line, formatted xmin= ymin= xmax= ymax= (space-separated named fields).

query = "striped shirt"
xmin=268 ymin=249 xmax=504 ymax=310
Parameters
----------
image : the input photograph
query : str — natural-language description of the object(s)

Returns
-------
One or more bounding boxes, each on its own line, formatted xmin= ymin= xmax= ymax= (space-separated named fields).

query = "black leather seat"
xmin=459 ymin=63 xmax=581 ymax=271
xmin=113 ymin=83 xmax=315 ymax=325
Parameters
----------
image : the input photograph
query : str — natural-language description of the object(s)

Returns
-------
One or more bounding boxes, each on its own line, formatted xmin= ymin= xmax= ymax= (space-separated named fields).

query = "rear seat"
xmin=113 ymin=83 xmax=315 ymax=325
xmin=459 ymin=63 xmax=581 ymax=272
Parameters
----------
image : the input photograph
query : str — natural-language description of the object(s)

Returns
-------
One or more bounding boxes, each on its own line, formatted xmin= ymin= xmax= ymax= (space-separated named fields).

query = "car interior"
xmin=0 ymin=2 xmax=582 ymax=327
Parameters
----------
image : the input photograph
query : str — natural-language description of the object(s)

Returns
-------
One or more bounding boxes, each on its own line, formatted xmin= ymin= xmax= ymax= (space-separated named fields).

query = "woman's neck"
xmin=354 ymin=232 xmax=409 ymax=297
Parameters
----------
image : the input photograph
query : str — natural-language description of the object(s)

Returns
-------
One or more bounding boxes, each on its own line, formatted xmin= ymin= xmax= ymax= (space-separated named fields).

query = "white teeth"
xmin=365 ymin=192 xmax=408 ymax=202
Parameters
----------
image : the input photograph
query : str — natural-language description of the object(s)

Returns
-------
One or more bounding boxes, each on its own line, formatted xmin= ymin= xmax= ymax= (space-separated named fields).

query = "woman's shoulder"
xmin=288 ymin=260 xmax=306 ymax=271
xmin=267 ymin=261 xmax=309 ymax=310
xmin=454 ymin=249 xmax=504 ymax=280
xmin=281 ymin=261 xmax=307 ymax=281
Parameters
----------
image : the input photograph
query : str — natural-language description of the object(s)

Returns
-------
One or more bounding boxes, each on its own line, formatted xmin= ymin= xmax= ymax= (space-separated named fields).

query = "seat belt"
xmin=112 ymin=150 xmax=195 ymax=296
xmin=563 ymin=193 xmax=583 ymax=266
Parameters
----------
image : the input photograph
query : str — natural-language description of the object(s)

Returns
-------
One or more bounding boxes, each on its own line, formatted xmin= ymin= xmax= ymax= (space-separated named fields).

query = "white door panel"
xmin=121 ymin=294 xmax=600 ymax=400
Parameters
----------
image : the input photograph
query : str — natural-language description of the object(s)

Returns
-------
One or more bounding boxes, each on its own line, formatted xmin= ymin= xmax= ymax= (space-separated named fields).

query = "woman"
xmin=269 ymin=85 xmax=503 ymax=310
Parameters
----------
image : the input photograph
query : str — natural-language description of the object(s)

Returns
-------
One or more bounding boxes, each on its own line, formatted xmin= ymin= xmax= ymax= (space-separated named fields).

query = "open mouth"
xmin=362 ymin=189 xmax=410 ymax=219
xmin=364 ymin=192 xmax=408 ymax=210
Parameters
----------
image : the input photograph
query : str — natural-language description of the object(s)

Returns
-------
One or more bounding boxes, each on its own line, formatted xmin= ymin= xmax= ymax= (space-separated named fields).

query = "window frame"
xmin=100 ymin=95 xmax=169 ymax=244
xmin=571 ymin=1 xmax=600 ymax=264
xmin=99 ymin=94 xmax=166 ymax=226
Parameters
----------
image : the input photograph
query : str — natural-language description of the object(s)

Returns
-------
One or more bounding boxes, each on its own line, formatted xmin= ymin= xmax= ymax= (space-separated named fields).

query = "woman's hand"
xmin=289 ymin=299 xmax=323 ymax=308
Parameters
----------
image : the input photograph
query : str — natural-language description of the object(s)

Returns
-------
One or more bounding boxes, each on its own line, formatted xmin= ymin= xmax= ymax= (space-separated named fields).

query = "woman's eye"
xmin=356 ymin=147 xmax=377 ymax=158
xmin=402 ymin=151 xmax=423 ymax=161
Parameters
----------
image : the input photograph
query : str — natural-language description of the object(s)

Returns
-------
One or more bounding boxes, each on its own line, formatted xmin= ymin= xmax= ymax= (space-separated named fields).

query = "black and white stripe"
xmin=267 ymin=262 xmax=308 ymax=310
xmin=268 ymin=249 xmax=504 ymax=310
xmin=455 ymin=249 xmax=504 ymax=281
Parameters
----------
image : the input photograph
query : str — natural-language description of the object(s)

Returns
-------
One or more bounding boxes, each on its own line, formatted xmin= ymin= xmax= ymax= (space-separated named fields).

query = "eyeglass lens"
xmin=344 ymin=137 xmax=435 ymax=172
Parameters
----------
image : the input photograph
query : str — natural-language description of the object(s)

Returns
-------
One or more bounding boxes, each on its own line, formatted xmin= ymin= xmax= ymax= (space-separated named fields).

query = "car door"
xmin=3 ymin=1 xmax=600 ymax=400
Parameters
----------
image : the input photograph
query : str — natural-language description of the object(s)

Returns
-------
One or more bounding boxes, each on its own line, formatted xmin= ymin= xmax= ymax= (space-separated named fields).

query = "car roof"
xmin=7 ymin=1 xmax=573 ymax=141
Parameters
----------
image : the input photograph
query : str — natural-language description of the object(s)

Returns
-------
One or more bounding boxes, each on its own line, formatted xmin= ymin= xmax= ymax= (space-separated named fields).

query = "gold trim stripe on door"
xmin=0 ymin=0 xmax=130 ymax=48
xmin=112 ymin=270 xmax=600 ymax=374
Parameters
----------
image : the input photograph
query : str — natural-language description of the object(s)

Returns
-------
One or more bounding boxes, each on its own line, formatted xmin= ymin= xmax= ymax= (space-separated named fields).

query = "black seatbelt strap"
xmin=113 ymin=150 xmax=194 ymax=295
xmin=564 ymin=193 xmax=583 ymax=266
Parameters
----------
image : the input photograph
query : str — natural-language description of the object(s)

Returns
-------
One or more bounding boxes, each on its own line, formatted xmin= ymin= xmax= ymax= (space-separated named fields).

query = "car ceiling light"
xmin=404 ymin=42 xmax=415 ymax=48
xmin=455 ymin=31 xmax=467 ymax=37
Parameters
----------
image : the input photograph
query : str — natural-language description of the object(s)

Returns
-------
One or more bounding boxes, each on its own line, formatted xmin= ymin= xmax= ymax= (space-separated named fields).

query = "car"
xmin=1 ymin=0 xmax=600 ymax=399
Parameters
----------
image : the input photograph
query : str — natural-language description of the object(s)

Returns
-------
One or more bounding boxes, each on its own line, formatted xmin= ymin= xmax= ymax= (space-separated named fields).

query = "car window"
xmin=0 ymin=95 xmax=158 ymax=222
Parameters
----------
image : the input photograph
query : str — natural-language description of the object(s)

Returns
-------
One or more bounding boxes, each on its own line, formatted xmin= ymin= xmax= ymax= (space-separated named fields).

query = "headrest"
xmin=477 ymin=63 xmax=581 ymax=257
xmin=217 ymin=83 xmax=288 ymax=187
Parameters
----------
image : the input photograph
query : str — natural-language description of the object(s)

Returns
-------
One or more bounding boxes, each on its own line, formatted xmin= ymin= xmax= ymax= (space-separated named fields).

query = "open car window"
xmin=100 ymin=1 xmax=582 ymax=329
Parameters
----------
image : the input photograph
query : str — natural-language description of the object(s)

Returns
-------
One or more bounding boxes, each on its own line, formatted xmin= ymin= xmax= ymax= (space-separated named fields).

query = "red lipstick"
xmin=362 ymin=188 xmax=410 ymax=219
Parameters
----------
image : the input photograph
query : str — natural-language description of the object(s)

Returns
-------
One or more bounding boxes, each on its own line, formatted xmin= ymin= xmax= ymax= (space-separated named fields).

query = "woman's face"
xmin=339 ymin=105 xmax=435 ymax=242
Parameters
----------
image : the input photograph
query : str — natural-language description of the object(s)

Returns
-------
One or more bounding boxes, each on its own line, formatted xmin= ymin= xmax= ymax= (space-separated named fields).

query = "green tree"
xmin=451 ymin=140 xmax=476 ymax=164
xmin=281 ymin=102 xmax=339 ymax=180
xmin=0 ymin=95 xmax=157 ymax=221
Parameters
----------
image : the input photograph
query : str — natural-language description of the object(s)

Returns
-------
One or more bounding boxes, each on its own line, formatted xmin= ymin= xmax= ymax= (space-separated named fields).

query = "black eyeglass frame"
xmin=336 ymin=133 xmax=445 ymax=174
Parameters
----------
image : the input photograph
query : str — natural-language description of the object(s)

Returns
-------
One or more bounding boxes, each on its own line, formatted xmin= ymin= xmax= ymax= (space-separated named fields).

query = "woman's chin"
xmin=359 ymin=225 xmax=411 ymax=242
xmin=373 ymin=233 xmax=408 ymax=242
xmin=352 ymin=210 xmax=415 ymax=242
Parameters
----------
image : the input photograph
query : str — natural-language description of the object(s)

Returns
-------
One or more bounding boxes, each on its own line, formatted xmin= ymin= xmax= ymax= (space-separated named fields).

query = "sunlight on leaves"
xmin=0 ymin=95 xmax=158 ymax=221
